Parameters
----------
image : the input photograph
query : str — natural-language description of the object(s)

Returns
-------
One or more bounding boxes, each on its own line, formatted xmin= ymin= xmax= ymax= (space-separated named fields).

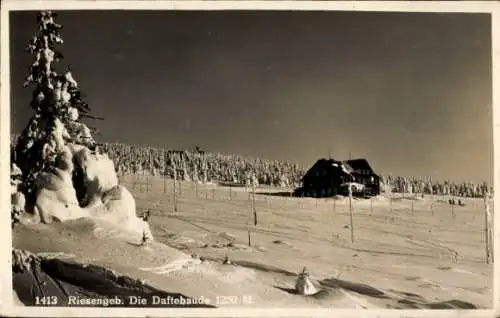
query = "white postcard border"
xmin=1 ymin=1 xmax=498 ymax=317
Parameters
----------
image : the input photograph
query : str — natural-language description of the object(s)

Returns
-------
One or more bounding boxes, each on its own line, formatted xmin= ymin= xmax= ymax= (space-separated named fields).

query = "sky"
xmin=9 ymin=10 xmax=493 ymax=183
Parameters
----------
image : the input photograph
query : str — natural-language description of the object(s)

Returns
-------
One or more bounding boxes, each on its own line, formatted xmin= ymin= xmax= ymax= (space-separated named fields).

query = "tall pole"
xmin=484 ymin=193 xmax=493 ymax=264
xmin=148 ymin=146 xmax=152 ymax=192
xmin=163 ymin=150 xmax=167 ymax=194
xmin=349 ymin=185 xmax=354 ymax=243
xmin=179 ymin=154 xmax=183 ymax=196
xmin=252 ymin=172 xmax=257 ymax=226
xmin=249 ymin=171 xmax=258 ymax=247
xmin=173 ymin=164 xmax=177 ymax=212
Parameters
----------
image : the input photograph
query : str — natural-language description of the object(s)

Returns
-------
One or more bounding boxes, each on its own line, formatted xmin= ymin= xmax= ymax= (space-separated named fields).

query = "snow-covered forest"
xmin=11 ymin=135 xmax=492 ymax=198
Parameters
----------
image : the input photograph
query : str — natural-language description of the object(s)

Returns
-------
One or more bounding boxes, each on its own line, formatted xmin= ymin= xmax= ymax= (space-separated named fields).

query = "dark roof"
xmin=342 ymin=159 xmax=375 ymax=174
xmin=302 ymin=158 xmax=351 ymax=181
xmin=314 ymin=158 xmax=344 ymax=170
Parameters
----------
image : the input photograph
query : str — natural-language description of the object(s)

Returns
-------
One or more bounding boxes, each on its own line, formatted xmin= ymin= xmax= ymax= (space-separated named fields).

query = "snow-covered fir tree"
xmin=181 ymin=155 xmax=190 ymax=181
xmin=13 ymin=11 xmax=97 ymax=214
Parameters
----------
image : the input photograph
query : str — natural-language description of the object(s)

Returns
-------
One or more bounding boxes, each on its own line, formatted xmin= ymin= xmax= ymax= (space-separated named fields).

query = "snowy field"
xmin=13 ymin=173 xmax=493 ymax=309
xmin=121 ymin=174 xmax=494 ymax=308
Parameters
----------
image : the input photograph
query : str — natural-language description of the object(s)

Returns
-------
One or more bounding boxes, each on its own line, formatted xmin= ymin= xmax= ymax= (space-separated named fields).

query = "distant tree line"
xmin=10 ymin=135 xmax=492 ymax=198
xmin=379 ymin=175 xmax=491 ymax=198
xmin=99 ymin=142 xmax=302 ymax=188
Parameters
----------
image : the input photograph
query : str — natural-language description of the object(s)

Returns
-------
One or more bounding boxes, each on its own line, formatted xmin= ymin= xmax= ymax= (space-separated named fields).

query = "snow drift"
xmin=26 ymin=142 xmax=153 ymax=240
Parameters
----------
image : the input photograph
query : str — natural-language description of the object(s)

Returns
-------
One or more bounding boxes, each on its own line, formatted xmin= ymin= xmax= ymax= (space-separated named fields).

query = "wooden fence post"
xmin=484 ymin=193 xmax=493 ymax=264
xmin=247 ymin=175 xmax=258 ymax=248
xmin=179 ymin=178 xmax=182 ymax=196
xmin=349 ymin=186 xmax=354 ymax=243
xmin=163 ymin=150 xmax=167 ymax=194
xmin=148 ymin=146 xmax=152 ymax=192
xmin=173 ymin=169 xmax=177 ymax=212
xmin=252 ymin=178 xmax=258 ymax=226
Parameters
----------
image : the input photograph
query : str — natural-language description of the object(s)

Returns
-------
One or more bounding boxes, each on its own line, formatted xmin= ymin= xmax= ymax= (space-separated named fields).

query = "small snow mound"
xmin=295 ymin=268 xmax=319 ymax=296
